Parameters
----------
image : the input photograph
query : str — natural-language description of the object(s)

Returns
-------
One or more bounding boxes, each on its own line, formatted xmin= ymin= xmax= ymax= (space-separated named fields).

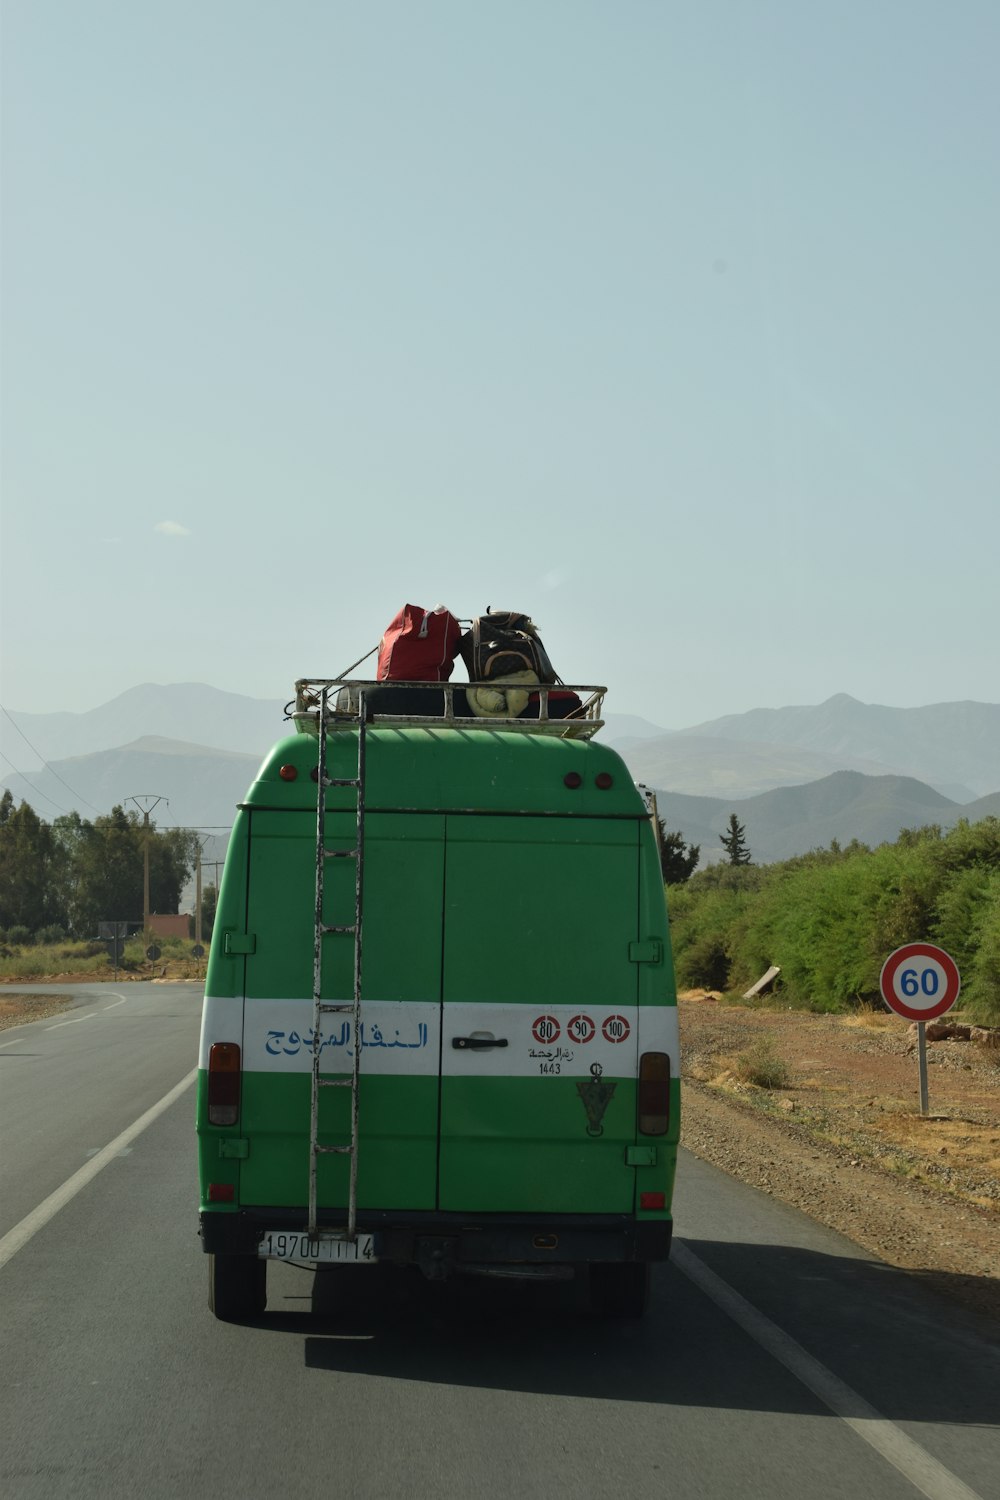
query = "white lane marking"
xmin=0 ymin=992 xmax=128 ymax=1045
xmin=0 ymin=1068 xmax=197 ymax=1272
xmin=672 ymin=1242 xmax=984 ymax=1500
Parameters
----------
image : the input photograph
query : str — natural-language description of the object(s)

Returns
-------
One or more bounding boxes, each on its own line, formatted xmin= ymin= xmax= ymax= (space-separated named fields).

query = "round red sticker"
xmin=601 ymin=1014 xmax=631 ymax=1043
xmin=532 ymin=1015 xmax=561 ymax=1044
xmin=567 ymin=1014 xmax=596 ymax=1044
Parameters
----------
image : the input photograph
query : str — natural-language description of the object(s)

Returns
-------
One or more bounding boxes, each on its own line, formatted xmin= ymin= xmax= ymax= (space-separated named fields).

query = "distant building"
xmin=148 ymin=913 xmax=190 ymax=940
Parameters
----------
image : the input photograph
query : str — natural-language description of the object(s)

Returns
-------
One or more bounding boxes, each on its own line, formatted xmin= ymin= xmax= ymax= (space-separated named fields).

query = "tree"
xmin=0 ymin=800 xmax=201 ymax=939
xmin=70 ymin=806 xmax=145 ymax=935
xmin=0 ymin=797 xmax=60 ymax=933
xmin=149 ymin=826 xmax=200 ymax=915
xmin=657 ymin=821 xmax=700 ymax=883
xmin=200 ymin=882 xmax=218 ymax=941
xmin=720 ymin=813 xmax=752 ymax=866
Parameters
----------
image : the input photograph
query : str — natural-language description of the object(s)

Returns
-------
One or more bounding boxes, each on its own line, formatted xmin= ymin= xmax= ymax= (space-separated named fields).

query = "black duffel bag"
xmin=459 ymin=609 xmax=558 ymax=684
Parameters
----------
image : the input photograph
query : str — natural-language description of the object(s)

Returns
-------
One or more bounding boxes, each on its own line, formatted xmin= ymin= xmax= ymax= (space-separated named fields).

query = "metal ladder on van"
xmin=307 ymin=685 xmax=367 ymax=1239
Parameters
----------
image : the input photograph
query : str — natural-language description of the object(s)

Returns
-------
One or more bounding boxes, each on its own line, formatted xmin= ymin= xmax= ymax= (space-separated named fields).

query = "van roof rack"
xmin=290 ymin=678 xmax=607 ymax=741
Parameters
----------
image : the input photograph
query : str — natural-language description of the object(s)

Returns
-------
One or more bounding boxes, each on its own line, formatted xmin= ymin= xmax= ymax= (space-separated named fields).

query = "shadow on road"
xmin=244 ymin=1237 xmax=1000 ymax=1426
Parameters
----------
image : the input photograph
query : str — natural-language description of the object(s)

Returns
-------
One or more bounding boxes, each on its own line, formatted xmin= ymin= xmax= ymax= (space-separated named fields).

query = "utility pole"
xmin=125 ymin=795 xmax=168 ymax=938
xmin=192 ymin=837 xmax=225 ymax=949
xmin=195 ymin=843 xmax=203 ymax=948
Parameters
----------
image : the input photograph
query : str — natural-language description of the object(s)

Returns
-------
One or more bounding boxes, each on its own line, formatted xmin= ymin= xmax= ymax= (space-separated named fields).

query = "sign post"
xmin=98 ymin=920 xmax=128 ymax=979
xmin=879 ymin=943 xmax=961 ymax=1117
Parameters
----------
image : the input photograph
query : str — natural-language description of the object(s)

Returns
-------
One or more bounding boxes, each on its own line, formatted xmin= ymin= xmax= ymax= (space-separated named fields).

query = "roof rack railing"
xmin=290 ymin=679 xmax=607 ymax=741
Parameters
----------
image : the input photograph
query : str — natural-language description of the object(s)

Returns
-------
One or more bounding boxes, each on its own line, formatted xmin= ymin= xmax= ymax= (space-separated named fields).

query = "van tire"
xmin=208 ymin=1253 xmax=267 ymax=1321
xmin=589 ymin=1261 xmax=650 ymax=1318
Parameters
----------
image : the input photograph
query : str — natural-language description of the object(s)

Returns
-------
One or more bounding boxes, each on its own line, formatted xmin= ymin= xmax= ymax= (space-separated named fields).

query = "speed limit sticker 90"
xmin=879 ymin=943 xmax=961 ymax=1022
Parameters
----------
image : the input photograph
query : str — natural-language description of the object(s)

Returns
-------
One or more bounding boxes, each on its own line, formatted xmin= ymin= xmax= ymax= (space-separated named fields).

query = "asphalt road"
xmin=1 ymin=982 xmax=997 ymax=1500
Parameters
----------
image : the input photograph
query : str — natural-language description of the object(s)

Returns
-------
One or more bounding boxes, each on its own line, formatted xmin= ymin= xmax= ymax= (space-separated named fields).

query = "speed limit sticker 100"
xmin=879 ymin=943 xmax=961 ymax=1023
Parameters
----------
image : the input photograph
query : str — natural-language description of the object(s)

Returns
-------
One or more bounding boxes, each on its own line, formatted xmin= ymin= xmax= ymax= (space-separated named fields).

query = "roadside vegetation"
xmin=732 ymin=1036 xmax=791 ymax=1089
xmin=0 ymin=790 xmax=216 ymax=957
xmin=0 ymin=932 xmax=208 ymax=981
xmin=666 ymin=817 xmax=1000 ymax=1024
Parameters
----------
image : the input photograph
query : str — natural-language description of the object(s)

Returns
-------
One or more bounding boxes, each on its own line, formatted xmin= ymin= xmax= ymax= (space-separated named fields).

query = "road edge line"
xmin=671 ymin=1241 xmax=984 ymax=1500
xmin=0 ymin=1068 xmax=197 ymax=1272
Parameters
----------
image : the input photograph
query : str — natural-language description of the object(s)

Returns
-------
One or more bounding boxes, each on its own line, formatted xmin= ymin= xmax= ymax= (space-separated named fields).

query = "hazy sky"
xmin=2 ymin=0 xmax=997 ymax=730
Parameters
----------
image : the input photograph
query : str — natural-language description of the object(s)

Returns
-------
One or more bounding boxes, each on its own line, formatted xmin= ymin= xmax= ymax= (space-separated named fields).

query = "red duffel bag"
xmin=377 ymin=604 xmax=462 ymax=682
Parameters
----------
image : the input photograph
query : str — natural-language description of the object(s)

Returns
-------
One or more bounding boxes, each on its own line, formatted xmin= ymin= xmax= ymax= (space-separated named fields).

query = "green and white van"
xmin=197 ymin=678 xmax=679 ymax=1319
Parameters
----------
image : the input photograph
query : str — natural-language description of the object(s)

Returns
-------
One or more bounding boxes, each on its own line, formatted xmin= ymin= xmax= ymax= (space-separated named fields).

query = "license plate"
xmin=257 ymin=1230 xmax=377 ymax=1263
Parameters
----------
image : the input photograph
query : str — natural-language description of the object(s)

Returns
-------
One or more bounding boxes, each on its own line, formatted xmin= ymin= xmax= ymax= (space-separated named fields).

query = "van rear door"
xmin=438 ymin=816 xmax=640 ymax=1213
xmin=237 ymin=811 xmax=443 ymax=1212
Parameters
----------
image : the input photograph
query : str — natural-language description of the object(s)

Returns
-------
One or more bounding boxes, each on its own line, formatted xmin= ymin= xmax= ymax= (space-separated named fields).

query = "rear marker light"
xmin=208 ymin=1183 xmax=235 ymax=1203
xmin=595 ymin=772 xmax=613 ymax=789
xmin=208 ymin=1042 xmax=241 ymax=1126
xmin=640 ymin=1192 xmax=666 ymax=1211
xmin=638 ymin=1050 xmax=670 ymax=1136
xmin=563 ymin=772 xmax=582 ymax=789
xmin=279 ymin=764 xmax=298 ymax=781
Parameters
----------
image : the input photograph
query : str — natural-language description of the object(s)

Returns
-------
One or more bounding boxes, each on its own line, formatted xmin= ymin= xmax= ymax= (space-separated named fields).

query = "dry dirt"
xmin=4 ymin=979 xmax=998 ymax=1323
xmin=679 ymin=992 xmax=1000 ymax=1324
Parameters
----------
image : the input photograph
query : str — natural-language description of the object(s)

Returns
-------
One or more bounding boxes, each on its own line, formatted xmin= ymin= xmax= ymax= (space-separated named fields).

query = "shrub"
xmin=664 ymin=820 xmax=1000 ymax=1023
xmin=733 ymin=1037 xmax=790 ymax=1089
xmin=962 ymin=871 xmax=1000 ymax=1024
xmin=35 ymin=924 xmax=68 ymax=945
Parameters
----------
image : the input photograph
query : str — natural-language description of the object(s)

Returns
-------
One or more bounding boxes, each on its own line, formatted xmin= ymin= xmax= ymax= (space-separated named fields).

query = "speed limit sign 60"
xmin=879 ymin=943 xmax=961 ymax=1022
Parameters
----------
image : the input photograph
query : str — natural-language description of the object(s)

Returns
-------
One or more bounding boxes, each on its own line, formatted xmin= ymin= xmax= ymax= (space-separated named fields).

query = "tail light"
xmin=208 ymin=1042 xmax=241 ymax=1126
xmin=638 ymin=1051 xmax=670 ymax=1135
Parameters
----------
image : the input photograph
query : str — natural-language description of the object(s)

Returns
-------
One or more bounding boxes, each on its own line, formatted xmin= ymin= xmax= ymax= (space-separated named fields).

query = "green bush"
xmin=0 ymin=940 xmax=112 ymax=979
xmin=962 ymin=871 xmax=1000 ymax=1023
xmin=665 ymin=819 xmax=1000 ymax=1023
xmin=35 ymin=924 xmax=69 ymax=945
xmin=733 ymin=1037 xmax=790 ymax=1088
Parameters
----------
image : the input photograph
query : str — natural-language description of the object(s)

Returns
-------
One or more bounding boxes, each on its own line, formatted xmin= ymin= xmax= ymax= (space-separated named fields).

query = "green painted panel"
xmin=637 ymin=833 xmax=679 ymax=1009
xmin=441 ymin=820 xmax=640 ymax=1211
xmin=204 ymin=810 xmax=251 ymax=999
xmin=244 ymin=730 xmax=649 ymax=820
xmin=233 ymin=813 xmax=445 ymax=1209
xmin=439 ymin=1078 xmax=639 ymax=1212
xmin=238 ymin=1073 xmax=439 ymax=1209
xmin=442 ymin=817 xmax=639 ymax=1005
xmin=244 ymin=811 xmax=445 ymax=1002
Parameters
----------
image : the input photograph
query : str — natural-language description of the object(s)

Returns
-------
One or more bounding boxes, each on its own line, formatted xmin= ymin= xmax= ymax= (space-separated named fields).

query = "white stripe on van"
xmin=199 ymin=995 xmax=679 ymax=1080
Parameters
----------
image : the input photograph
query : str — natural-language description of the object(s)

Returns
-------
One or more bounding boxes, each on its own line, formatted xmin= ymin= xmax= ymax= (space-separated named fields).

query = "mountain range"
xmin=649 ymin=773 xmax=1000 ymax=867
xmin=2 ymin=685 xmax=997 ymax=870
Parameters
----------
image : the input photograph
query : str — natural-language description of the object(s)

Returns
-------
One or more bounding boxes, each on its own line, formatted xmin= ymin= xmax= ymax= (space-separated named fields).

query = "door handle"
xmin=452 ymin=1035 xmax=509 ymax=1050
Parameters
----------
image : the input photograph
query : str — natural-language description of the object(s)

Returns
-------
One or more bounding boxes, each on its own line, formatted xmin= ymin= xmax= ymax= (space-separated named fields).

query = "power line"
xmin=0 ymin=749 xmax=73 ymax=816
xmin=0 ymin=704 xmax=105 ymax=815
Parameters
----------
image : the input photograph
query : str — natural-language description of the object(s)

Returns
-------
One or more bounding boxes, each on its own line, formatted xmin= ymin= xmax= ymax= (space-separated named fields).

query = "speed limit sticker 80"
xmin=879 ymin=943 xmax=961 ymax=1023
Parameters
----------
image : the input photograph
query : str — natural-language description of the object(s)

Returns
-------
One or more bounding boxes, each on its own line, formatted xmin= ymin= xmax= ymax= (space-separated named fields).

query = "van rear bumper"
xmin=200 ymin=1209 xmax=671 ymax=1269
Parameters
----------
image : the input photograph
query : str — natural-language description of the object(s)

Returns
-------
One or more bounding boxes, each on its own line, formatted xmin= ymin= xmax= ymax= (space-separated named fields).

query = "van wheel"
xmin=590 ymin=1261 xmax=650 ymax=1318
xmin=208 ymin=1253 xmax=267 ymax=1321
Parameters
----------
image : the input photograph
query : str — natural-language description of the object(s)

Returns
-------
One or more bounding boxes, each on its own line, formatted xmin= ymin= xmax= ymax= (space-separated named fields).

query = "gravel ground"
xmin=679 ymin=996 xmax=1000 ymax=1327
